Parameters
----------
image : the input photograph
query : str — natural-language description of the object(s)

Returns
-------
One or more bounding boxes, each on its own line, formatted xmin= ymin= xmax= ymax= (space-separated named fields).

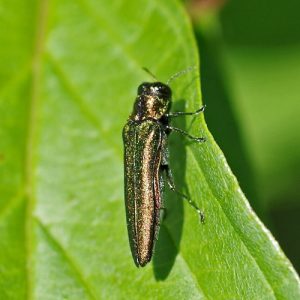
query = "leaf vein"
xmin=46 ymin=53 xmax=122 ymax=160
xmin=163 ymin=224 xmax=207 ymax=299
xmin=25 ymin=1 xmax=49 ymax=299
xmin=187 ymin=146 xmax=276 ymax=298
xmin=77 ymin=0 xmax=145 ymax=72
xmin=36 ymin=219 xmax=98 ymax=300
xmin=0 ymin=188 xmax=25 ymax=220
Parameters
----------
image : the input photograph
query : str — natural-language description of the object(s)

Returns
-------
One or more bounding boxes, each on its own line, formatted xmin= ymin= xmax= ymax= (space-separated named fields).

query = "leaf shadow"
xmin=153 ymin=99 xmax=188 ymax=280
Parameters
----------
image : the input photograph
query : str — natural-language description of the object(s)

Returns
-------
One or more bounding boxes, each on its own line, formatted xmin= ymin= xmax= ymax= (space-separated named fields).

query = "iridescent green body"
xmin=123 ymin=82 xmax=171 ymax=267
xmin=123 ymin=81 xmax=205 ymax=267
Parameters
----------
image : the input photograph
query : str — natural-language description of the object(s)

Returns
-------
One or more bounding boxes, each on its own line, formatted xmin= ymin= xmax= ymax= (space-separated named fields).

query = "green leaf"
xmin=0 ymin=0 xmax=299 ymax=299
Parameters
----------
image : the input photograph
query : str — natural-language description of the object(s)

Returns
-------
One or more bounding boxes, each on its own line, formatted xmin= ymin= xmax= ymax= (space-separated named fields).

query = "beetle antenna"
xmin=167 ymin=66 xmax=197 ymax=85
xmin=142 ymin=67 xmax=158 ymax=81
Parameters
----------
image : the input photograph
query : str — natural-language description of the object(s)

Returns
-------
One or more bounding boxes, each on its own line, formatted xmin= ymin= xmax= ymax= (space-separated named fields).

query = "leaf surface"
xmin=0 ymin=0 xmax=299 ymax=299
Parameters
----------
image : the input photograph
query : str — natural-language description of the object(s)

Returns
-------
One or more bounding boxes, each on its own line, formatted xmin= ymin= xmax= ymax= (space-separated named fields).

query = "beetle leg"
xmin=166 ymin=105 xmax=206 ymax=118
xmin=162 ymin=165 xmax=205 ymax=223
xmin=166 ymin=125 xmax=206 ymax=143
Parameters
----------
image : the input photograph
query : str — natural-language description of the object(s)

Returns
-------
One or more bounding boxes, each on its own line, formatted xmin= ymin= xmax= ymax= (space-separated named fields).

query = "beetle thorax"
xmin=131 ymin=95 xmax=169 ymax=121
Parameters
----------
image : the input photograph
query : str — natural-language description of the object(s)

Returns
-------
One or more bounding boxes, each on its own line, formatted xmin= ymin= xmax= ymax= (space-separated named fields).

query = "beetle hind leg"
xmin=162 ymin=165 xmax=205 ymax=224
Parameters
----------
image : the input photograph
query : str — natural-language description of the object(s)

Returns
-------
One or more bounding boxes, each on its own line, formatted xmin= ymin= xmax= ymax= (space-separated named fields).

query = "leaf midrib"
xmin=24 ymin=1 xmax=49 ymax=299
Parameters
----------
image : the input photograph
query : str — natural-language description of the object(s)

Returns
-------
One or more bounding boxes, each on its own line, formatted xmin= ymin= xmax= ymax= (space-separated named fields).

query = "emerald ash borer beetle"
xmin=123 ymin=68 xmax=205 ymax=267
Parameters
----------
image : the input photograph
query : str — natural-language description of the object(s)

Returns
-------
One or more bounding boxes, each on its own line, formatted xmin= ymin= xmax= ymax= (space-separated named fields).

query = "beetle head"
xmin=132 ymin=82 xmax=172 ymax=121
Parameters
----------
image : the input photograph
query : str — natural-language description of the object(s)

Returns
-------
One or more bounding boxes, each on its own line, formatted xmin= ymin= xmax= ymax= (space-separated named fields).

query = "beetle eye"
xmin=137 ymin=83 xmax=149 ymax=95
xmin=158 ymin=85 xmax=171 ymax=98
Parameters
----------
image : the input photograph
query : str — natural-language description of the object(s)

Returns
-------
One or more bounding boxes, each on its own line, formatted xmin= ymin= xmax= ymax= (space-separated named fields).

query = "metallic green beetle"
xmin=123 ymin=77 xmax=205 ymax=267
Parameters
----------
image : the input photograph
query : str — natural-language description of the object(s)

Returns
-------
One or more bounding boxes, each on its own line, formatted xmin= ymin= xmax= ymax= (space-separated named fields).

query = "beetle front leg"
xmin=162 ymin=165 xmax=205 ymax=223
xmin=166 ymin=105 xmax=206 ymax=118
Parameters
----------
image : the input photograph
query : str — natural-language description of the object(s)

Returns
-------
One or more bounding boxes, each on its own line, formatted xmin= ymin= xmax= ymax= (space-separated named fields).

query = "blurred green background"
xmin=186 ymin=0 xmax=300 ymax=271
